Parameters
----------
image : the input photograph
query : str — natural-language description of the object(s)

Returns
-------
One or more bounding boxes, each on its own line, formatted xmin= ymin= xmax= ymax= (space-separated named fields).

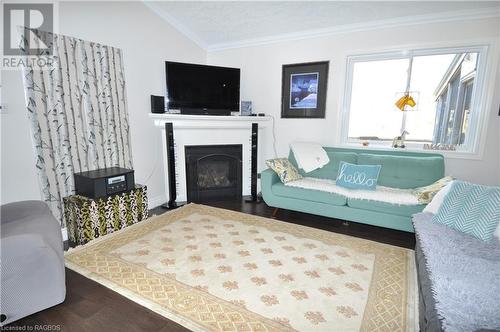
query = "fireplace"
xmin=185 ymin=145 xmax=242 ymax=203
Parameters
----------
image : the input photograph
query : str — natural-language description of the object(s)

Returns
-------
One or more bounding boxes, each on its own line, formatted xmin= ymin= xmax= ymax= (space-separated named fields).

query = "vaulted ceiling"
xmin=145 ymin=1 xmax=500 ymax=50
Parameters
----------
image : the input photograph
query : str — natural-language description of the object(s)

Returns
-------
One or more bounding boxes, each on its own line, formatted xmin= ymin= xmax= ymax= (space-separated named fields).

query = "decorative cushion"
xmin=266 ymin=158 xmax=303 ymax=184
xmin=432 ymin=181 xmax=500 ymax=241
xmin=335 ymin=162 xmax=381 ymax=191
xmin=413 ymin=176 xmax=454 ymax=204
xmin=422 ymin=180 xmax=454 ymax=214
xmin=495 ymin=221 xmax=500 ymax=242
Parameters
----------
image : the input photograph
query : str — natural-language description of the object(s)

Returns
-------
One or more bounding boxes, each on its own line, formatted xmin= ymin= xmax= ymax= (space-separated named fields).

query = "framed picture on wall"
xmin=281 ymin=61 xmax=329 ymax=118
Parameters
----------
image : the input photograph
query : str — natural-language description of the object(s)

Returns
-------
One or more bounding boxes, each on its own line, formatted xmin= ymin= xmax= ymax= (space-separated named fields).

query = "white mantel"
xmin=150 ymin=113 xmax=272 ymax=204
xmin=150 ymin=113 xmax=272 ymax=128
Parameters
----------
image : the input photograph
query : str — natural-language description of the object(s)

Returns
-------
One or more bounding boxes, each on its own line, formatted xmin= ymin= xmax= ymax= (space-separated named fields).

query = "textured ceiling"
xmin=146 ymin=1 xmax=500 ymax=49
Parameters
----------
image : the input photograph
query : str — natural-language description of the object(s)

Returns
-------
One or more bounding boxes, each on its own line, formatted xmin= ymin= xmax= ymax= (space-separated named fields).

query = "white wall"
xmin=1 ymin=71 xmax=41 ymax=203
xmin=1 ymin=1 xmax=206 ymax=206
xmin=208 ymin=17 xmax=500 ymax=185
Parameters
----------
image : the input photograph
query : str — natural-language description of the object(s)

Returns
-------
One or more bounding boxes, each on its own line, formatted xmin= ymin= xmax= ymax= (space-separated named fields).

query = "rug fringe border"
xmin=406 ymin=250 xmax=419 ymax=332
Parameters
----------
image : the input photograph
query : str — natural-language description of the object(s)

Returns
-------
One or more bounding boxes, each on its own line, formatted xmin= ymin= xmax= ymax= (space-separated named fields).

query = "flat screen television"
xmin=165 ymin=61 xmax=240 ymax=116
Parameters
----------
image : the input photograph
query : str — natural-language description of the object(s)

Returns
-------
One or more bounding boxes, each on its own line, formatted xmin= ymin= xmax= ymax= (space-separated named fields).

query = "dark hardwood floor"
xmin=4 ymin=199 xmax=415 ymax=331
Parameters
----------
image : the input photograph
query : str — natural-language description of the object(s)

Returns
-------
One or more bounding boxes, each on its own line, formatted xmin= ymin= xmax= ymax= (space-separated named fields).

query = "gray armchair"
xmin=0 ymin=201 xmax=66 ymax=326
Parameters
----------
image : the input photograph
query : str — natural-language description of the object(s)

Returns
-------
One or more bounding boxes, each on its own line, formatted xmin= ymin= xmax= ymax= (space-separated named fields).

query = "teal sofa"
xmin=261 ymin=147 xmax=444 ymax=232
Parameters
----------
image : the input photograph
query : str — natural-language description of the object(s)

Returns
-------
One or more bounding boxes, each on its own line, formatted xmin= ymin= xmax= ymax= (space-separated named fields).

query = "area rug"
xmin=65 ymin=204 xmax=418 ymax=332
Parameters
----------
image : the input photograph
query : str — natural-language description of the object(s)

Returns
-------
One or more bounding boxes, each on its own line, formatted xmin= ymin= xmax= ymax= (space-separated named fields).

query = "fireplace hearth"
xmin=185 ymin=145 xmax=242 ymax=203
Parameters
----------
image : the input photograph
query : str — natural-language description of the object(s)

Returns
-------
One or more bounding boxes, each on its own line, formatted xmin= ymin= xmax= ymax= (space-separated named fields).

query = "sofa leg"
xmin=272 ymin=208 xmax=279 ymax=218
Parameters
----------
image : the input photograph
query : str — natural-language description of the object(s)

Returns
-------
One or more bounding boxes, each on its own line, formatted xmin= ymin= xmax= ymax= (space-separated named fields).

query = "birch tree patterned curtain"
xmin=21 ymin=29 xmax=133 ymax=227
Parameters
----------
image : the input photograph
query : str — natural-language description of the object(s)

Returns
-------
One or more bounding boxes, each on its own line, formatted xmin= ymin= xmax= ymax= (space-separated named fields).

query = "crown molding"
xmin=143 ymin=2 xmax=500 ymax=53
xmin=207 ymin=7 xmax=500 ymax=52
xmin=143 ymin=1 xmax=208 ymax=50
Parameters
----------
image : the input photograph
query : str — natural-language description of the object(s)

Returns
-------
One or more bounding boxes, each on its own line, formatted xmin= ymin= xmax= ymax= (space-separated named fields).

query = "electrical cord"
xmin=268 ymin=114 xmax=278 ymax=158
xmin=139 ymin=133 xmax=160 ymax=185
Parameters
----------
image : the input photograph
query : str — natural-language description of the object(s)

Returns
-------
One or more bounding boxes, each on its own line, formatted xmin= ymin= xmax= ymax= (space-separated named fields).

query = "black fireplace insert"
xmin=185 ymin=145 xmax=242 ymax=203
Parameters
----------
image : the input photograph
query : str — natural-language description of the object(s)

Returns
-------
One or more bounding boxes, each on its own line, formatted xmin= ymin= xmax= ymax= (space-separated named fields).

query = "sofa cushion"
xmin=286 ymin=177 xmax=419 ymax=205
xmin=357 ymin=153 xmax=444 ymax=189
xmin=288 ymin=151 xmax=357 ymax=180
xmin=272 ymin=182 xmax=347 ymax=206
xmin=347 ymin=198 xmax=424 ymax=217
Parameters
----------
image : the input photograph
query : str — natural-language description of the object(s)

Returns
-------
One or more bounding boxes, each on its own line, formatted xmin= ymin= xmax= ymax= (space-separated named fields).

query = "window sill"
xmin=337 ymin=142 xmax=482 ymax=160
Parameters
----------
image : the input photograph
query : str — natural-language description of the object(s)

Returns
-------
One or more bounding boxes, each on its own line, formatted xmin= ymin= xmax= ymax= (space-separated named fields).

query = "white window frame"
xmin=340 ymin=45 xmax=492 ymax=158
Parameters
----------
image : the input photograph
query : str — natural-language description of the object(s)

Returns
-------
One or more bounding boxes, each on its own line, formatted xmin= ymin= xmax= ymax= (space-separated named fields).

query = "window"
xmin=433 ymin=54 xmax=477 ymax=145
xmin=342 ymin=47 xmax=488 ymax=153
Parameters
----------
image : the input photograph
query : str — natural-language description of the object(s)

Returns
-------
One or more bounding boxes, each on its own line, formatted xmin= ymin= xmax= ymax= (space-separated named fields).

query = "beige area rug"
xmin=65 ymin=204 xmax=418 ymax=332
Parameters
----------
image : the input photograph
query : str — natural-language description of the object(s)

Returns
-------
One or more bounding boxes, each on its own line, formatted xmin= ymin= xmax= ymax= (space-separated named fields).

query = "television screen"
xmin=165 ymin=62 xmax=240 ymax=115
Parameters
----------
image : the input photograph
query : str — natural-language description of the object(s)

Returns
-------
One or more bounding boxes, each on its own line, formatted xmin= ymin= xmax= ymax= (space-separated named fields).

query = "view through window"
xmin=346 ymin=50 xmax=480 ymax=148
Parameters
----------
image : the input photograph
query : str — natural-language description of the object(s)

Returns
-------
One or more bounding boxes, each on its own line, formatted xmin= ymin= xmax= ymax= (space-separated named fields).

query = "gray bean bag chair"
xmin=0 ymin=201 xmax=66 ymax=326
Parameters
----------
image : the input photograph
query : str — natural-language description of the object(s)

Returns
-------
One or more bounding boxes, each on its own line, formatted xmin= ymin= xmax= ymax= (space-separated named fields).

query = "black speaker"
xmin=151 ymin=95 xmax=165 ymax=114
xmin=163 ymin=122 xmax=178 ymax=209
xmin=246 ymin=123 xmax=260 ymax=202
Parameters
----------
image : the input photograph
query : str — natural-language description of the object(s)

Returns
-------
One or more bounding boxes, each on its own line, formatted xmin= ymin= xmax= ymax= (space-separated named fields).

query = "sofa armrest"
xmin=260 ymin=169 xmax=280 ymax=203
xmin=261 ymin=168 xmax=279 ymax=185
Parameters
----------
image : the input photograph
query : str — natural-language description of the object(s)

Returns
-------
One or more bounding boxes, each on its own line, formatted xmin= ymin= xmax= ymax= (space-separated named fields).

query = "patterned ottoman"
xmin=64 ymin=185 xmax=148 ymax=245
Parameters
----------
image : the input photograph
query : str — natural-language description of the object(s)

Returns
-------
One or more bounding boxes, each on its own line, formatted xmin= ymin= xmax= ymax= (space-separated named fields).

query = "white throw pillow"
xmin=290 ymin=142 xmax=329 ymax=173
xmin=423 ymin=180 xmax=454 ymax=214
